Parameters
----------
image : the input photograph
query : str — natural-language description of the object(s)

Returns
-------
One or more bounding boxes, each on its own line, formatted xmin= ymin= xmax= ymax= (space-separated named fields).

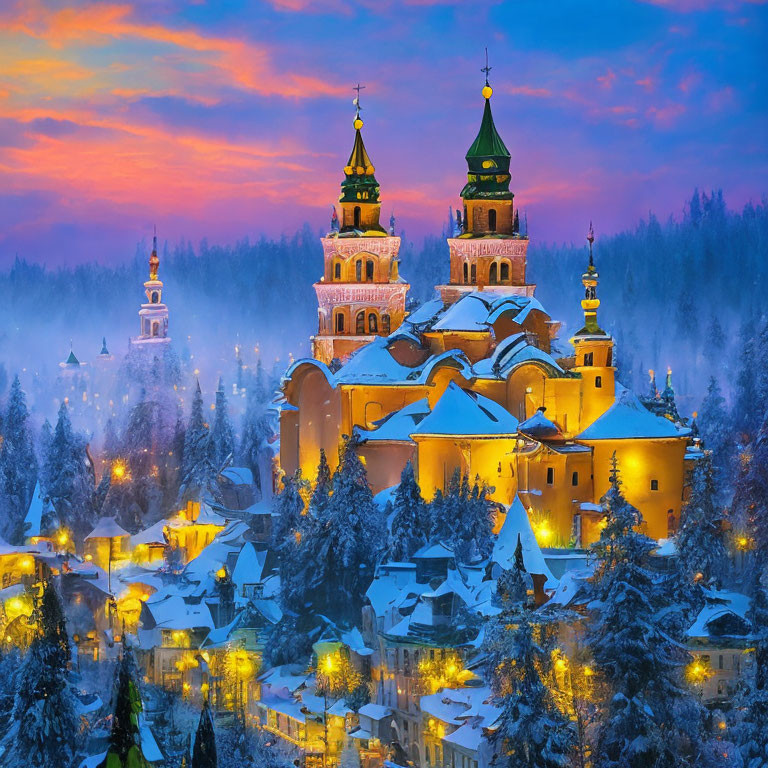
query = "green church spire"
xmin=340 ymin=84 xmax=381 ymax=206
xmin=461 ymin=52 xmax=513 ymax=201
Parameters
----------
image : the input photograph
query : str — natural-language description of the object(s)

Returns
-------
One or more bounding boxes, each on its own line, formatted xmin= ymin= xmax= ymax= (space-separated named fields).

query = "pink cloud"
xmin=597 ymin=69 xmax=616 ymax=89
xmin=678 ymin=72 xmax=701 ymax=92
xmin=646 ymin=102 xmax=686 ymax=126
xmin=635 ymin=76 xmax=655 ymax=91
xmin=505 ymin=84 xmax=552 ymax=98
xmin=707 ymin=86 xmax=735 ymax=111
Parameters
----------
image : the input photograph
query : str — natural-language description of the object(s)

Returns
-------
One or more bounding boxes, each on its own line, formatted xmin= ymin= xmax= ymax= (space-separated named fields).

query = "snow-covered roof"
xmin=85 ymin=517 xmax=130 ymax=540
xmin=492 ymin=496 xmax=556 ymax=588
xmin=404 ymin=298 xmax=444 ymax=326
xmin=430 ymin=292 xmax=547 ymax=334
xmin=411 ymin=382 xmax=518 ymax=437
xmin=473 ymin=333 xmax=564 ymax=379
xmin=412 ymin=542 xmax=455 ymax=559
xmin=232 ymin=542 xmax=269 ymax=588
xmin=358 ymin=703 xmax=392 ymax=721
xmin=131 ymin=520 xmax=168 ymax=547
xmin=687 ymin=590 xmax=752 ymax=640
xmin=578 ymin=385 xmax=690 ymax=441
xmin=144 ymin=593 xmax=214 ymax=631
xmin=24 ymin=481 xmax=44 ymax=539
xmin=196 ymin=502 xmax=227 ymax=526
xmin=357 ymin=398 xmax=431 ymax=443
xmin=221 ymin=466 xmax=254 ymax=485
xmin=517 ymin=409 xmax=562 ymax=441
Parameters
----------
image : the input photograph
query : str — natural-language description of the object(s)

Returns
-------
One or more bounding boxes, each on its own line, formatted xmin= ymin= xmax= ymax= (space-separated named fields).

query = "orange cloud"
xmin=2 ymin=2 xmax=348 ymax=100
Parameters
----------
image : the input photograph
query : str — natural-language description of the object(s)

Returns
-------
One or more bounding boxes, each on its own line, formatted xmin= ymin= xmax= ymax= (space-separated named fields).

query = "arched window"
xmin=489 ymin=262 xmax=498 ymax=285
xmin=334 ymin=262 xmax=341 ymax=280
xmin=356 ymin=311 xmax=365 ymax=335
xmin=382 ymin=314 xmax=391 ymax=335
xmin=488 ymin=208 xmax=497 ymax=232
xmin=353 ymin=206 xmax=361 ymax=228
xmin=151 ymin=291 xmax=159 ymax=304
xmin=335 ymin=312 xmax=345 ymax=333
xmin=500 ymin=261 xmax=510 ymax=282
xmin=463 ymin=262 xmax=469 ymax=284
xmin=595 ymin=375 xmax=602 ymax=388
xmin=152 ymin=321 xmax=159 ymax=337
xmin=366 ymin=259 xmax=374 ymax=282
xmin=368 ymin=313 xmax=378 ymax=333
xmin=355 ymin=260 xmax=362 ymax=282
xmin=470 ymin=263 xmax=477 ymax=283
xmin=463 ymin=205 xmax=468 ymax=230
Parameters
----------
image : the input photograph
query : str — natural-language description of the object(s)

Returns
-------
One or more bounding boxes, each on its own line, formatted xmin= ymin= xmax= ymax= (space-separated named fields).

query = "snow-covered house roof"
xmin=491 ymin=496 xmax=556 ymax=588
xmin=231 ymin=542 xmax=270 ymax=589
xmin=517 ymin=409 xmax=563 ymax=441
xmin=356 ymin=398 xmax=431 ymax=443
xmin=85 ymin=517 xmax=130 ymax=540
xmin=358 ymin=703 xmax=392 ymax=721
xmin=144 ymin=593 xmax=214 ymax=631
xmin=578 ymin=386 xmax=690 ymax=441
xmin=687 ymin=590 xmax=752 ymax=641
xmin=131 ymin=520 xmax=168 ymax=547
xmin=411 ymin=382 xmax=518 ymax=437
xmin=221 ymin=467 xmax=254 ymax=485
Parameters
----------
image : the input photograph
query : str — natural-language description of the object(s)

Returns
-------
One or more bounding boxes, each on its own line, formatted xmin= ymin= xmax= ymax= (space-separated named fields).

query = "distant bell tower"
xmin=312 ymin=86 xmax=409 ymax=365
xmin=131 ymin=229 xmax=170 ymax=348
xmin=438 ymin=52 xmax=534 ymax=304
xmin=570 ymin=223 xmax=615 ymax=429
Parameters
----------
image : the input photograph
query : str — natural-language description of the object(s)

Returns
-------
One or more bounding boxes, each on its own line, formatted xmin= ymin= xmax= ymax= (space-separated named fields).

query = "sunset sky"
xmin=0 ymin=0 xmax=766 ymax=266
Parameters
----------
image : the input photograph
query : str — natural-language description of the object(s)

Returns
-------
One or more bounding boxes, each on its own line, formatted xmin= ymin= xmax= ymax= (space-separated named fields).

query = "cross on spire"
xmin=587 ymin=221 xmax=595 ymax=268
xmin=481 ymin=47 xmax=492 ymax=86
xmin=353 ymin=82 xmax=365 ymax=116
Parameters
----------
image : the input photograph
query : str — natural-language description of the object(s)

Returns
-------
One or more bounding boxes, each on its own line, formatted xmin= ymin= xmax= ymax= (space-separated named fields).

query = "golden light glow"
xmin=533 ymin=519 xmax=553 ymax=546
xmin=84 ymin=554 xmax=93 ymax=562
xmin=20 ymin=556 xmax=35 ymax=575
xmin=217 ymin=567 xmax=227 ymax=579
xmin=111 ymin=459 xmax=129 ymax=483
xmin=686 ymin=659 xmax=714 ymax=684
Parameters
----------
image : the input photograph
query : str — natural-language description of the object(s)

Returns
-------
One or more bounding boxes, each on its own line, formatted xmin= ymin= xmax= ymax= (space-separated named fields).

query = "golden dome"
xmin=354 ymin=117 xmax=364 ymax=130
xmin=482 ymin=84 xmax=493 ymax=99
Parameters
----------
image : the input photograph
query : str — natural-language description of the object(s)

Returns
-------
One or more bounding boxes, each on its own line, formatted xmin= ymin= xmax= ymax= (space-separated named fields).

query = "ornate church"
xmin=280 ymin=75 xmax=694 ymax=546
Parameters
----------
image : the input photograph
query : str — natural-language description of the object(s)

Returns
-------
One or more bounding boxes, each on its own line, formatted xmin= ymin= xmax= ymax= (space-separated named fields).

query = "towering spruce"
xmin=180 ymin=379 xmax=213 ymax=502
xmin=588 ymin=455 xmax=702 ymax=767
xmin=210 ymin=377 xmax=235 ymax=471
xmin=387 ymin=461 xmax=428 ymax=561
xmin=0 ymin=375 xmax=38 ymax=543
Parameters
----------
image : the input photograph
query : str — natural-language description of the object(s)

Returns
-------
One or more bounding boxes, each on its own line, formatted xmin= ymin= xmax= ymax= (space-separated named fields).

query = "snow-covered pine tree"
xmin=98 ymin=649 xmax=153 ymax=768
xmin=210 ymin=377 xmax=235 ymax=471
xmin=698 ymin=376 xmax=736 ymax=492
xmin=5 ymin=581 xmax=78 ymax=768
xmin=322 ymin=436 xmax=383 ymax=621
xmin=388 ymin=461 xmax=428 ymax=561
xmin=180 ymin=379 xmax=213 ymax=502
xmin=0 ymin=375 xmax=37 ymax=543
xmin=732 ymin=318 xmax=760 ymax=443
xmin=271 ymin=469 xmax=306 ymax=546
xmin=45 ymin=401 xmax=95 ymax=538
xmin=192 ymin=700 xmax=217 ymax=768
xmin=732 ymin=565 xmax=768 ymax=768
xmin=238 ymin=381 xmax=273 ymax=495
xmin=731 ymin=411 xmax=768 ymax=554
xmin=588 ymin=455 xmax=703 ymax=767
xmin=103 ymin=417 xmax=121 ymax=462
xmin=487 ymin=609 xmax=575 ymax=768
xmin=676 ymin=451 xmax=728 ymax=592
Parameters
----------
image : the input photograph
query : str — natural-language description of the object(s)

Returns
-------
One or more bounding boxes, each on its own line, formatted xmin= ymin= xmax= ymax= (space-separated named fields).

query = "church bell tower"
xmin=131 ymin=230 xmax=170 ymax=348
xmin=312 ymin=88 xmax=409 ymax=365
xmin=438 ymin=55 xmax=534 ymax=304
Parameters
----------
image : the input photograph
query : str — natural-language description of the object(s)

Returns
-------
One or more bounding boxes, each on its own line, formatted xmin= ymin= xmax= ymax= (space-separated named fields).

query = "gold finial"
xmin=353 ymin=83 xmax=365 ymax=130
xmin=149 ymin=226 xmax=159 ymax=281
xmin=481 ymin=47 xmax=493 ymax=99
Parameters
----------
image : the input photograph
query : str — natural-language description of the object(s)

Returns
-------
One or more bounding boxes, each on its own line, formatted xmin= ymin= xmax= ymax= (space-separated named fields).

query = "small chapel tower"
xmin=312 ymin=88 xmax=409 ymax=365
xmin=131 ymin=230 xmax=170 ymax=348
xmin=570 ymin=224 xmax=615 ymax=428
xmin=438 ymin=55 xmax=534 ymax=304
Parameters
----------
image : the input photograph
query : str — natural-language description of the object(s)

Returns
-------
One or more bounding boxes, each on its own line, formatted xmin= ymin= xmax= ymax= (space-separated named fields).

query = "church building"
xmin=280 ymin=74 xmax=693 ymax=546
